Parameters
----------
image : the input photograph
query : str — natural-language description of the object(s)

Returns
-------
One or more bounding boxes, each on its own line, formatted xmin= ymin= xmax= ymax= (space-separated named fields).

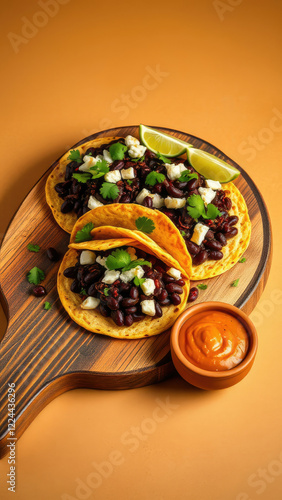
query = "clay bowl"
xmin=170 ymin=302 xmax=258 ymax=390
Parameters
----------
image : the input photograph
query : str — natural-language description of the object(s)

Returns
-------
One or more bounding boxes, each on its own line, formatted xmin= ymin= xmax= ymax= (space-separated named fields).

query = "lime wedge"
xmin=139 ymin=124 xmax=193 ymax=157
xmin=186 ymin=148 xmax=240 ymax=183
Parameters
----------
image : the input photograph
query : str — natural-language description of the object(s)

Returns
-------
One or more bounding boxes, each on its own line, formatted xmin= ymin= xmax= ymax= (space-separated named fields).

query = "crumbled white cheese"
xmin=102 ymin=270 xmax=120 ymax=284
xmin=190 ymin=223 xmax=209 ymax=246
xmin=103 ymin=149 xmax=113 ymax=164
xmin=79 ymin=155 xmax=100 ymax=172
xmin=121 ymin=167 xmax=135 ymax=180
xmin=205 ymin=179 xmax=221 ymax=190
xmin=104 ymin=170 xmax=121 ymax=183
xmin=120 ymin=266 xmax=144 ymax=283
xmin=164 ymin=197 xmax=186 ymax=209
xmin=165 ymin=163 xmax=187 ymax=181
xmin=88 ymin=196 xmax=104 ymax=210
xmin=80 ymin=250 xmax=96 ymax=265
xmin=136 ymin=188 xmax=151 ymax=204
xmin=125 ymin=135 xmax=140 ymax=148
xmin=127 ymin=247 xmax=137 ymax=261
xmin=81 ymin=296 xmax=100 ymax=310
xmin=141 ymin=278 xmax=155 ymax=296
xmin=167 ymin=267 xmax=182 ymax=280
xmin=96 ymin=256 xmax=108 ymax=268
xmin=198 ymin=187 xmax=216 ymax=206
xmin=128 ymin=144 xmax=147 ymax=159
xmin=150 ymin=193 xmax=165 ymax=208
xmin=141 ymin=300 xmax=156 ymax=317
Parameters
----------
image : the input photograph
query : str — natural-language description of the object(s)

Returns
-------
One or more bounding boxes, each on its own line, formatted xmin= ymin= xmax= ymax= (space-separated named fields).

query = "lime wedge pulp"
xmin=186 ymin=148 xmax=240 ymax=183
xmin=139 ymin=124 xmax=193 ymax=158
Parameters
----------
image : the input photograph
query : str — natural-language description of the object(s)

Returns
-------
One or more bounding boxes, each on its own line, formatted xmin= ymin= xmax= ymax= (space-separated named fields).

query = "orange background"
xmin=0 ymin=0 xmax=282 ymax=499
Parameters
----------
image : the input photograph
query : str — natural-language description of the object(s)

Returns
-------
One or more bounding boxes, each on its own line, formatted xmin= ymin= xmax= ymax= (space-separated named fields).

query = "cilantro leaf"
xmin=127 ymin=180 xmax=133 ymax=185
xmin=72 ymin=172 xmax=92 ymax=183
xmin=178 ymin=171 xmax=198 ymax=183
xmin=89 ymin=159 xmax=109 ymax=179
xmin=80 ymin=288 xmax=87 ymax=296
xmin=203 ymin=203 xmax=221 ymax=220
xmin=135 ymin=217 xmax=155 ymax=234
xmin=27 ymin=244 xmax=40 ymax=253
xmin=109 ymin=142 xmax=128 ymax=161
xmin=180 ymin=231 xmax=186 ymax=238
xmin=231 ymin=278 xmax=240 ymax=287
xmin=134 ymin=276 xmax=146 ymax=287
xmin=122 ymin=259 xmax=152 ymax=272
xmin=44 ymin=301 xmax=52 ymax=310
xmin=239 ymin=257 xmax=246 ymax=263
xmin=106 ymin=249 xmax=131 ymax=270
xmin=187 ymin=194 xmax=205 ymax=219
xmin=156 ymin=152 xmax=171 ymax=163
xmin=104 ymin=288 xmax=110 ymax=297
xmin=197 ymin=284 xmax=208 ymax=290
xmin=145 ymin=171 xmax=165 ymax=187
xmin=27 ymin=267 xmax=45 ymax=285
xmin=100 ymin=182 xmax=119 ymax=200
xmin=75 ymin=222 xmax=95 ymax=243
xmin=130 ymin=155 xmax=145 ymax=162
xmin=68 ymin=149 xmax=82 ymax=163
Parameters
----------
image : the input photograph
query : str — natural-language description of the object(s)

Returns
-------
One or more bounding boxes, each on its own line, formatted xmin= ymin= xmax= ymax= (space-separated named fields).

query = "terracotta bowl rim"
xmin=171 ymin=301 xmax=258 ymax=379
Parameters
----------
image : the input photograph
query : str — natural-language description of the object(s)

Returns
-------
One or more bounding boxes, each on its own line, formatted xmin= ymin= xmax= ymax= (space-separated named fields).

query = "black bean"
xmin=87 ymin=284 xmax=97 ymax=296
xmin=166 ymin=184 xmax=184 ymax=198
xmin=205 ymin=230 xmax=215 ymax=240
xmin=157 ymin=289 xmax=168 ymax=302
xmin=227 ymin=215 xmax=239 ymax=226
xmin=193 ymin=250 xmax=208 ymax=266
xmin=188 ymin=287 xmax=198 ymax=302
xmin=209 ymin=250 xmax=224 ymax=260
xmin=63 ymin=266 xmax=78 ymax=278
xmin=119 ymin=282 xmax=131 ymax=293
xmin=71 ymin=280 xmax=81 ymax=293
xmin=120 ymin=194 xmax=131 ymax=203
xmin=132 ymin=313 xmax=145 ymax=322
xmin=112 ymin=160 xmax=125 ymax=170
xmin=84 ymin=270 xmax=100 ymax=285
xmin=46 ymin=247 xmax=60 ymax=262
xmin=186 ymin=240 xmax=200 ymax=256
xmin=99 ymin=303 xmax=110 ymax=317
xmin=205 ymin=240 xmax=222 ymax=251
xmin=175 ymin=181 xmax=188 ymax=189
xmin=121 ymin=297 xmax=139 ymax=308
xmin=125 ymin=314 xmax=134 ymax=327
xmin=143 ymin=196 xmax=153 ymax=208
xmin=176 ymin=279 xmax=185 ymax=287
xmin=215 ymin=232 xmax=227 ymax=246
xmin=106 ymin=297 xmax=119 ymax=310
xmin=163 ymin=274 xmax=176 ymax=284
xmin=157 ymin=297 xmax=171 ymax=306
xmin=224 ymin=197 xmax=232 ymax=210
xmin=130 ymin=286 xmax=139 ymax=300
xmin=65 ymin=164 xmax=73 ymax=181
xmin=32 ymin=286 xmax=46 ymax=297
xmin=171 ymin=293 xmax=181 ymax=305
xmin=225 ymin=227 xmax=238 ymax=239
xmin=154 ymin=302 xmax=163 ymax=318
xmin=111 ymin=310 xmax=124 ymax=326
xmin=125 ymin=306 xmax=137 ymax=314
xmin=187 ymin=178 xmax=199 ymax=190
xmin=55 ymin=182 xmax=67 ymax=196
xmin=61 ymin=199 xmax=74 ymax=213
xmin=166 ymin=283 xmax=184 ymax=294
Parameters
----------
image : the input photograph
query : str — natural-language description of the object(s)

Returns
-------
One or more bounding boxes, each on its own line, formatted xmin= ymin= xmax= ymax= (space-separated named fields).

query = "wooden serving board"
xmin=0 ymin=126 xmax=272 ymax=457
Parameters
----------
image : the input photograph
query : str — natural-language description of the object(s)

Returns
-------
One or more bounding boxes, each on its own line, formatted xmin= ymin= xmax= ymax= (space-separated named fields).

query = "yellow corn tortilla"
xmin=58 ymin=239 xmax=190 ymax=339
xmin=45 ymin=136 xmax=122 ymax=234
xmin=69 ymin=204 xmax=192 ymax=278
xmin=191 ymin=182 xmax=251 ymax=280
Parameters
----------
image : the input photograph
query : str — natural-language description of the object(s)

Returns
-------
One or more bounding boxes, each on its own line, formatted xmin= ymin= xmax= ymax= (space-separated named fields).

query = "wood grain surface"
xmin=0 ymin=126 xmax=272 ymax=458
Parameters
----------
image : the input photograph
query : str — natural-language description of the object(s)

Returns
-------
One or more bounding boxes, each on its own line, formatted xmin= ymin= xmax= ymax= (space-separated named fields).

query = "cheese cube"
xmin=205 ymin=179 xmax=221 ymax=190
xmin=104 ymin=170 xmax=121 ymax=183
xmin=165 ymin=163 xmax=187 ymax=181
xmin=164 ymin=197 xmax=186 ymax=209
xmin=102 ymin=270 xmax=120 ymax=284
xmin=80 ymin=250 xmax=96 ymax=265
xmin=125 ymin=135 xmax=140 ymax=148
xmin=81 ymin=297 xmax=100 ymax=310
xmin=79 ymin=155 xmax=99 ymax=172
xmin=136 ymin=188 xmax=151 ymax=204
xmin=120 ymin=266 xmax=144 ymax=283
xmin=141 ymin=300 xmax=156 ymax=316
xmin=103 ymin=149 xmax=113 ymax=164
xmin=167 ymin=267 xmax=182 ymax=280
xmin=198 ymin=187 xmax=216 ymax=205
xmin=121 ymin=167 xmax=135 ymax=180
xmin=88 ymin=196 xmax=104 ymax=210
xmin=141 ymin=278 xmax=155 ymax=296
xmin=151 ymin=193 xmax=165 ymax=208
xmin=128 ymin=144 xmax=147 ymax=158
xmin=96 ymin=256 xmax=108 ymax=268
xmin=190 ymin=223 xmax=209 ymax=246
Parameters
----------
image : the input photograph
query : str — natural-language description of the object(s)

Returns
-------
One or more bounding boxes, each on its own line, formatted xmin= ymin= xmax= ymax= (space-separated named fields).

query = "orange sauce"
xmin=179 ymin=310 xmax=249 ymax=371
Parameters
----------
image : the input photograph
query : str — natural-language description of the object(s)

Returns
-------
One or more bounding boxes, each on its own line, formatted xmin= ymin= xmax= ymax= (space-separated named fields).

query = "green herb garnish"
xmin=180 ymin=231 xmax=186 ymax=238
xmin=100 ymin=182 xmax=119 ymax=200
xmin=44 ymin=301 xmax=52 ymax=310
xmin=187 ymin=194 xmax=221 ymax=220
xmin=135 ymin=217 xmax=155 ymax=234
xmin=239 ymin=258 xmax=246 ymax=263
xmin=130 ymin=155 xmax=145 ymax=162
xmin=72 ymin=172 xmax=92 ymax=183
xmin=134 ymin=276 xmax=146 ymax=287
xmin=109 ymin=142 xmax=128 ymax=161
xmin=127 ymin=180 xmax=133 ymax=185
xmin=197 ymin=284 xmax=208 ymax=290
xmin=27 ymin=267 xmax=45 ymax=285
xmin=80 ymin=288 xmax=87 ymax=296
xmin=27 ymin=244 xmax=40 ymax=253
xmin=106 ymin=249 xmax=131 ymax=270
xmin=104 ymin=288 xmax=110 ymax=296
xmin=89 ymin=159 xmax=109 ymax=179
xmin=231 ymin=278 xmax=240 ymax=287
xmin=145 ymin=171 xmax=165 ymax=187
xmin=122 ymin=259 xmax=152 ymax=272
xmin=68 ymin=149 xmax=82 ymax=163
xmin=156 ymin=152 xmax=171 ymax=163
xmin=178 ymin=171 xmax=198 ymax=183
xmin=75 ymin=222 xmax=95 ymax=243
